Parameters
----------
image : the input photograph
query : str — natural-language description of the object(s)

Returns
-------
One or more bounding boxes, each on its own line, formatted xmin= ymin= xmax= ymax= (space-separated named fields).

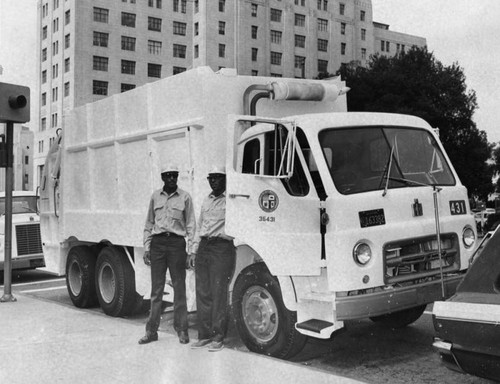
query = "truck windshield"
xmin=0 ymin=196 xmax=38 ymax=215
xmin=319 ymin=126 xmax=455 ymax=195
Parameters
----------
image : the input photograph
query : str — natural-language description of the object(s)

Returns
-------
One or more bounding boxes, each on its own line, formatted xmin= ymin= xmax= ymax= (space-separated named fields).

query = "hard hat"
xmin=208 ymin=165 xmax=226 ymax=175
xmin=161 ymin=163 xmax=179 ymax=174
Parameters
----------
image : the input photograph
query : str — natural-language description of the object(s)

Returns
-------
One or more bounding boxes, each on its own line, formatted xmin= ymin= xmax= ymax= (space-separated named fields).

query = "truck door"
xmin=226 ymin=120 xmax=322 ymax=276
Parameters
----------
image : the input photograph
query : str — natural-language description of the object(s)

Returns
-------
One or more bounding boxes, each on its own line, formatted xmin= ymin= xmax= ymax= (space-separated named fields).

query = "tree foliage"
xmin=336 ymin=46 xmax=493 ymax=200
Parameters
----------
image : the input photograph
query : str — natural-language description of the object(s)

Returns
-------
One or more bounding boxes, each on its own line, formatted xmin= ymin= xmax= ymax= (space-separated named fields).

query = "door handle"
xmin=229 ymin=194 xmax=250 ymax=199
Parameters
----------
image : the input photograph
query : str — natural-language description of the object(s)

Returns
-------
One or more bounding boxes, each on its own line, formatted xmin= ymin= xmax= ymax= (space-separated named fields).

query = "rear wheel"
xmin=369 ymin=305 xmax=427 ymax=328
xmin=232 ymin=263 xmax=308 ymax=359
xmin=95 ymin=246 xmax=137 ymax=317
xmin=66 ymin=246 xmax=98 ymax=308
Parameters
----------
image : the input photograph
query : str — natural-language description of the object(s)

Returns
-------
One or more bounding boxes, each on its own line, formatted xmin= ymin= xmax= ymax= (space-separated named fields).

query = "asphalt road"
xmin=1 ymin=269 xmax=496 ymax=384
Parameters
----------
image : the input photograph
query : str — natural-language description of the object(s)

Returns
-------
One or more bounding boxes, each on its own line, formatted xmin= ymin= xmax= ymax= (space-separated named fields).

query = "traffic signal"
xmin=0 ymin=82 xmax=30 ymax=123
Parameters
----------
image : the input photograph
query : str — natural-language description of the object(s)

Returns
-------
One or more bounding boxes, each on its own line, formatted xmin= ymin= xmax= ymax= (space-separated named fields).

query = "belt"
xmin=154 ymin=232 xmax=182 ymax=238
xmin=202 ymin=236 xmax=232 ymax=243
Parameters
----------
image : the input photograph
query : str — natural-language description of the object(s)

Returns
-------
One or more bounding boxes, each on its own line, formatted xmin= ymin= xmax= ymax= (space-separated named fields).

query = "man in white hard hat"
xmin=139 ymin=164 xmax=196 ymax=345
xmin=189 ymin=165 xmax=235 ymax=352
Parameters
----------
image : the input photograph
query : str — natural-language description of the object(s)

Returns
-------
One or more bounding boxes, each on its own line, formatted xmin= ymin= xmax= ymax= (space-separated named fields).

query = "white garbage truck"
xmin=40 ymin=66 xmax=477 ymax=359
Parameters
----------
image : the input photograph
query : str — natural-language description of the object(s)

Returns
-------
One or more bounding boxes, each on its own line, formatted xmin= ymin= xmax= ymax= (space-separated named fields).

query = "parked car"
xmin=433 ymin=226 xmax=500 ymax=381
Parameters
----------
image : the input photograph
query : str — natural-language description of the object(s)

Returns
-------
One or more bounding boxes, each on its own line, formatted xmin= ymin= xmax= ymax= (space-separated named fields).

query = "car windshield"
xmin=319 ymin=126 xmax=455 ymax=195
xmin=0 ymin=196 xmax=38 ymax=214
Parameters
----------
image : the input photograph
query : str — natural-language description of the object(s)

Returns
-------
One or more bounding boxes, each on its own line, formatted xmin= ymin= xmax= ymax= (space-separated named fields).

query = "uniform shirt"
xmin=192 ymin=191 xmax=233 ymax=254
xmin=143 ymin=187 xmax=196 ymax=253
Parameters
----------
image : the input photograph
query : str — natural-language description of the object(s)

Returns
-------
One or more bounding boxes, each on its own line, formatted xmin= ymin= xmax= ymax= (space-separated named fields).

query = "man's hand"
xmin=143 ymin=251 xmax=151 ymax=266
xmin=187 ymin=253 xmax=196 ymax=270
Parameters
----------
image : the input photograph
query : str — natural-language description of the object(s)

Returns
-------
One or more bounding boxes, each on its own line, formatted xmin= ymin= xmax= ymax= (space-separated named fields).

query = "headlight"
xmin=462 ymin=226 xmax=476 ymax=248
xmin=353 ymin=242 xmax=372 ymax=265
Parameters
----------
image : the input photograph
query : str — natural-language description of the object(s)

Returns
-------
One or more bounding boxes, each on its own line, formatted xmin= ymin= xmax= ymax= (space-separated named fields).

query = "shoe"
xmin=138 ymin=332 xmax=158 ymax=345
xmin=208 ymin=340 xmax=224 ymax=352
xmin=178 ymin=330 xmax=189 ymax=344
xmin=190 ymin=338 xmax=212 ymax=349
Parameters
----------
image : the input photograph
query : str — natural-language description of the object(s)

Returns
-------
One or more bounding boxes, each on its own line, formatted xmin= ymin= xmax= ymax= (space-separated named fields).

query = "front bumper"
xmin=0 ymin=255 xmax=45 ymax=271
xmin=335 ymin=275 xmax=463 ymax=320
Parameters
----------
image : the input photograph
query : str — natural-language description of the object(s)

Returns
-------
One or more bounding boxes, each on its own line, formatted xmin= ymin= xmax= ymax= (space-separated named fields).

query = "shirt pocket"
xmin=168 ymin=201 xmax=185 ymax=221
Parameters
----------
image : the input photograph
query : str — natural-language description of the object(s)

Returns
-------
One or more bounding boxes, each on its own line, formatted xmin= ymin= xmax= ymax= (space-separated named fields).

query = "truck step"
xmin=296 ymin=319 xmax=333 ymax=333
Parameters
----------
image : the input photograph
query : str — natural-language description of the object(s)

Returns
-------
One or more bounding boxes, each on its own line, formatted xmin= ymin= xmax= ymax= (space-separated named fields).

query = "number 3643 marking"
xmin=259 ymin=216 xmax=275 ymax=222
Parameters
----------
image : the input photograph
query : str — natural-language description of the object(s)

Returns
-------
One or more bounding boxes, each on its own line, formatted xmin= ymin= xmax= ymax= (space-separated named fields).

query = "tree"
xmin=336 ymin=47 xmax=494 ymax=200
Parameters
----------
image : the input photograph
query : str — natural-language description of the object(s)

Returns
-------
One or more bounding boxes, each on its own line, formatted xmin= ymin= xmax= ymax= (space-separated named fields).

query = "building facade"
xmin=35 ymin=0 xmax=426 ymax=186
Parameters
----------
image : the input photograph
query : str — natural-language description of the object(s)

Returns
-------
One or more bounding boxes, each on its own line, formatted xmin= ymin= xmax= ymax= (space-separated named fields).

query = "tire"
xmin=66 ymin=246 xmax=98 ymax=308
xmin=95 ymin=246 xmax=137 ymax=317
xmin=369 ymin=304 xmax=427 ymax=329
xmin=232 ymin=263 xmax=308 ymax=359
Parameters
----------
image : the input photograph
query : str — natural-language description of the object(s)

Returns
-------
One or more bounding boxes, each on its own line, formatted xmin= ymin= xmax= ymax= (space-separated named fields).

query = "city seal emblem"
xmin=259 ymin=190 xmax=279 ymax=213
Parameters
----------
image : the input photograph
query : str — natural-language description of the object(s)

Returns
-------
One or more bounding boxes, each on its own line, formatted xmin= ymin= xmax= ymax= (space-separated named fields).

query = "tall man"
xmin=189 ymin=166 xmax=235 ymax=352
xmin=139 ymin=164 xmax=196 ymax=345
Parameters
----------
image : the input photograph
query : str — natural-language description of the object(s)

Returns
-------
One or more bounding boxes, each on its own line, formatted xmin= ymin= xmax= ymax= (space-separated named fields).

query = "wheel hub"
xmin=242 ymin=285 xmax=278 ymax=343
xmin=98 ymin=262 xmax=116 ymax=304
xmin=68 ymin=260 xmax=82 ymax=296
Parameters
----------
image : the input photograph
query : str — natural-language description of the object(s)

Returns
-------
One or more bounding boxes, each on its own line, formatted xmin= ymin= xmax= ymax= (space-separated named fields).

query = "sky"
xmin=0 ymin=0 xmax=499 ymax=143
xmin=372 ymin=0 xmax=500 ymax=143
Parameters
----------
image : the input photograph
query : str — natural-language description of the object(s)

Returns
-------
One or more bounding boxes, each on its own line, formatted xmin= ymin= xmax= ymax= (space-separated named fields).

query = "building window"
xmin=51 ymin=113 xmax=58 ymax=128
xmin=219 ymin=0 xmax=225 ymax=12
xmin=194 ymin=0 xmax=199 ymax=13
xmin=64 ymin=82 xmax=70 ymax=97
xmin=93 ymin=7 xmax=109 ymax=23
xmin=121 ymin=36 xmax=136 ymax=51
xmin=121 ymin=12 xmax=136 ymax=28
xmin=219 ymin=44 xmax=225 ymax=58
xmin=294 ymin=55 xmax=305 ymax=70
xmin=148 ymin=63 xmax=162 ymax=78
xmin=251 ymin=3 xmax=257 ymax=17
xmin=386 ymin=41 xmax=390 ymax=52
xmin=195 ymin=22 xmax=199 ymax=36
xmin=41 ymin=119 xmax=46 ymax=132
xmin=295 ymin=14 xmax=305 ymax=27
xmin=318 ymin=39 xmax=328 ymax=52
xmin=53 ymin=18 xmax=59 ymax=33
xmin=65 ymin=10 xmax=70 ymax=25
xmin=251 ymin=25 xmax=258 ymax=39
xmin=51 ymin=86 xmax=58 ymax=102
xmin=173 ymin=66 xmax=186 ymax=75
xmin=341 ymin=42 xmax=346 ymax=55
xmin=93 ymin=31 xmax=109 ymax=47
xmin=42 ymin=70 xmax=47 ymax=84
xmin=341 ymin=23 xmax=346 ymax=35
xmin=339 ymin=3 xmax=345 ymax=15
xmin=360 ymin=10 xmax=366 ymax=21
xmin=52 ymin=41 xmax=58 ymax=55
xmin=148 ymin=0 xmax=153 ymax=6
xmin=361 ymin=28 xmax=366 ymax=41
xmin=93 ymin=56 xmax=109 ymax=71
xmin=381 ymin=40 xmax=385 ymax=51
xmin=173 ymin=44 xmax=187 ymax=58
xmin=270 ymin=30 xmax=282 ymax=44
xmin=270 ymin=51 xmax=282 ymax=65
xmin=42 ymin=26 xmax=47 ymax=39
xmin=295 ymin=35 xmax=305 ymax=48
xmin=173 ymin=0 xmax=186 ymax=12
xmin=251 ymin=70 xmax=258 ymax=76
xmin=148 ymin=40 xmax=162 ymax=54
xmin=42 ymin=93 xmax=46 ymax=106
xmin=271 ymin=73 xmax=282 ymax=78
xmin=318 ymin=59 xmax=328 ymax=73
xmin=270 ymin=8 xmax=282 ymax=22
xmin=251 ymin=48 xmax=258 ymax=61
xmin=173 ymin=21 xmax=186 ymax=35
xmin=65 ymin=34 xmax=70 ymax=49
xmin=156 ymin=0 xmax=162 ymax=9
xmin=361 ymin=48 xmax=367 ymax=60
xmin=121 ymin=60 xmax=136 ymax=75
xmin=219 ymin=21 xmax=225 ymax=35
xmin=93 ymin=80 xmax=108 ymax=96
xmin=121 ymin=83 xmax=135 ymax=92
xmin=194 ymin=45 xmax=199 ymax=58
xmin=318 ymin=18 xmax=328 ymax=32
xmin=148 ymin=17 xmax=162 ymax=32
xmin=323 ymin=0 xmax=328 ymax=11
xmin=42 ymin=48 xmax=47 ymax=62
xmin=52 ymin=64 xmax=58 ymax=78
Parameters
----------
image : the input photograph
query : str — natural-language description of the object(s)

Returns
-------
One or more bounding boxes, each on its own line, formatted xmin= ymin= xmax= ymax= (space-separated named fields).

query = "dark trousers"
xmin=195 ymin=238 xmax=235 ymax=342
xmin=146 ymin=234 xmax=188 ymax=334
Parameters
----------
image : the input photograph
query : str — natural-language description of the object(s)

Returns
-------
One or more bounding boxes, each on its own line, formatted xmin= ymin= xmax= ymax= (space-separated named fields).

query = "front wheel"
xmin=95 ymin=246 xmax=137 ymax=317
xmin=232 ymin=263 xmax=308 ymax=359
xmin=369 ymin=304 xmax=427 ymax=328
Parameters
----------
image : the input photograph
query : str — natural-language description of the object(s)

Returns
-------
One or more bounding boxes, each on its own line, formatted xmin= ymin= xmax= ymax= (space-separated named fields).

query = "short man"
xmin=139 ymin=164 xmax=196 ymax=345
xmin=189 ymin=166 xmax=235 ymax=352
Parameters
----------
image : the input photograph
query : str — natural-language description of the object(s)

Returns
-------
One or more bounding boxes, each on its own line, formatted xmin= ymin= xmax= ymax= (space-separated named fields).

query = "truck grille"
xmin=384 ymin=233 xmax=460 ymax=284
xmin=16 ymin=224 xmax=43 ymax=256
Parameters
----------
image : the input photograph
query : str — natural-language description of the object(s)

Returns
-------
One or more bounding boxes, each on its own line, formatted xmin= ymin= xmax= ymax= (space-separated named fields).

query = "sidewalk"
xmin=0 ymin=291 xmax=364 ymax=384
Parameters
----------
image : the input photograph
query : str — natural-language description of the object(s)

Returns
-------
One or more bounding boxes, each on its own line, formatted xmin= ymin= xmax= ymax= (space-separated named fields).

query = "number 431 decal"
xmin=449 ymin=200 xmax=466 ymax=215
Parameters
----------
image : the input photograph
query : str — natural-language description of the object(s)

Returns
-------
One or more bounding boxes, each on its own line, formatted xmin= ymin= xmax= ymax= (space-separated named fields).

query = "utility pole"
xmin=0 ymin=81 xmax=30 ymax=303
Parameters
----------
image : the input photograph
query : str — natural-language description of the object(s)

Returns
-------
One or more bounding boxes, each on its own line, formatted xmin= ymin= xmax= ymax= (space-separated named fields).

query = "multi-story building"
xmin=36 ymin=0 xmax=425 ymax=186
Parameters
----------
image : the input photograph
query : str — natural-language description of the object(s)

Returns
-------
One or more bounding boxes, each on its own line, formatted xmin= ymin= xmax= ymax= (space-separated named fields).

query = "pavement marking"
xmin=21 ymin=286 xmax=67 ymax=293
xmin=12 ymin=278 xmax=65 ymax=287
